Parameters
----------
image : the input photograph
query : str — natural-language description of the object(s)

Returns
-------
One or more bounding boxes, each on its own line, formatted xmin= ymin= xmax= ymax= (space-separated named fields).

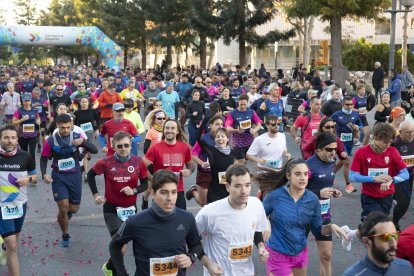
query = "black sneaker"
xmin=185 ymin=186 xmax=197 ymax=201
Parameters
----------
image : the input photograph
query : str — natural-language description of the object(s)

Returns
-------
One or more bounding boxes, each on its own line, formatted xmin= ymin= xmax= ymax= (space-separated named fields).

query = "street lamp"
xmin=401 ymin=0 xmax=414 ymax=67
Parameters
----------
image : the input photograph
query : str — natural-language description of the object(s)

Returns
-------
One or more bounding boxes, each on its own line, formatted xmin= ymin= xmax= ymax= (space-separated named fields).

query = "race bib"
xmin=311 ymin=128 xmax=318 ymax=136
xmin=80 ymin=122 xmax=93 ymax=132
xmin=239 ymin=119 xmax=252 ymax=130
xmin=359 ymin=107 xmax=367 ymax=115
xmin=116 ymin=206 xmax=136 ymax=222
xmin=266 ymin=159 xmax=281 ymax=169
xmin=340 ymin=133 xmax=353 ymax=142
xmin=368 ymin=168 xmax=389 ymax=177
xmin=218 ymin=172 xmax=226 ymax=184
xmin=402 ymin=155 xmax=414 ymax=167
xmin=228 ymin=243 xmax=253 ymax=262
xmin=1 ymin=204 xmax=24 ymax=220
xmin=57 ymin=157 xmax=76 ymax=171
xmin=319 ymin=198 xmax=331 ymax=215
xmin=36 ymin=105 xmax=43 ymax=113
xmin=149 ymin=97 xmax=156 ymax=104
xmin=150 ymin=256 xmax=178 ymax=276
xmin=22 ymin=124 xmax=35 ymax=133
xmin=204 ymin=103 xmax=210 ymax=109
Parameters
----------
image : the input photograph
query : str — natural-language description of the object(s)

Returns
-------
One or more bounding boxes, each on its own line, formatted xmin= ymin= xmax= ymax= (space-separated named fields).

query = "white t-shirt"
xmin=247 ymin=132 xmax=287 ymax=169
xmin=196 ymin=197 xmax=268 ymax=276
xmin=247 ymin=92 xmax=260 ymax=107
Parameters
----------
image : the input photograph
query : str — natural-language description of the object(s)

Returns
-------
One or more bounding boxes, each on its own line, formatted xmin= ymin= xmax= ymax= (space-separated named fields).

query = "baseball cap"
xmin=113 ymin=102 xmax=125 ymax=111
xmin=22 ymin=93 xmax=32 ymax=101
xmin=124 ymin=98 xmax=134 ymax=107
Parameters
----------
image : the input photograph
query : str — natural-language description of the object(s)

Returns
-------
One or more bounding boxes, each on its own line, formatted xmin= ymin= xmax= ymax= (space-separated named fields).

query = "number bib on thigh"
xmin=80 ymin=122 xmax=93 ymax=132
xmin=57 ymin=157 xmax=76 ymax=171
xmin=228 ymin=243 xmax=253 ymax=262
xmin=1 ymin=203 xmax=24 ymax=220
xmin=150 ymin=256 xmax=178 ymax=276
xmin=368 ymin=168 xmax=389 ymax=177
xmin=116 ymin=206 xmax=136 ymax=222
xmin=23 ymin=124 xmax=35 ymax=133
xmin=340 ymin=133 xmax=353 ymax=142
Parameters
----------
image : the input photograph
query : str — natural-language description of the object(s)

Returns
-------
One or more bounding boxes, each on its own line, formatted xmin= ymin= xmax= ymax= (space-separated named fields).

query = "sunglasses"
xmin=78 ymin=86 xmax=85 ymax=88
xmin=206 ymin=82 xmax=212 ymax=84
xmin=56 ymin=89 xmax=63 ymax=91
xmin=268 ymin=123 xmax=280 ymax=127
xmin=324 ymin=125 xmax=336 ymax=129
xmin=365 ymin=232 xmax=399 ymax=242
xmin=324 ymin=147 xmax=337 ymax=152
xmin=124 ymin=105 xmax=133 ymax=108
xmin=345 ymin=103 xmax=354 ymax=106
xmin=156 ymin=117 xmax=167 ymax=120
xmin=251 ymin=87 xmax=258 ymax=89
xmin=115 ymin=143 xmax=130 ymax=149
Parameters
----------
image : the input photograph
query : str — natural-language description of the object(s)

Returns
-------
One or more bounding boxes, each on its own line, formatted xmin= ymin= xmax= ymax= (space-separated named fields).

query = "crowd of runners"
xmin=0 ymin=62 xmax=413 ymax=276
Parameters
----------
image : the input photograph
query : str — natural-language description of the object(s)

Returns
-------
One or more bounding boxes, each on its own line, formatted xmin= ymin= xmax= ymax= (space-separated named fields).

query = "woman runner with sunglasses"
xmin=87 ymin=131 xmax=149 ymax=276
xmin=255 ymin=159 xmax=348 ymax=276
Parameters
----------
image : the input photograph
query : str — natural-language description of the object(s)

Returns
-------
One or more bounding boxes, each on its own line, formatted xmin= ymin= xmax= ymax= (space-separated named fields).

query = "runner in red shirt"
xmin=144 ymin=119 xmax=195 ymax=210
xmin=350 ymin=123 xmax=408 ymax=220
xmin=87 ymin=131 xmax=149 ymax=276
xmin=98 ymin=103 xmax=139 ymax=156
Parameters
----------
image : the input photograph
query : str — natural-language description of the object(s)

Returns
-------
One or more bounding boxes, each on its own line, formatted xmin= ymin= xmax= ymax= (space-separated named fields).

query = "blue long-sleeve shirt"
xmin=343 ymin=255 xmax=414 ymax=276
xmin=263 ymin=186 xmax=322 ymax=256
xmin=387 ymin=75 xmax=402 ymax=102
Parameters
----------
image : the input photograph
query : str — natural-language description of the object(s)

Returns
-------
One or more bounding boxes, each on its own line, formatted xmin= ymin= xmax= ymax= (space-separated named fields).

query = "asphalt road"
xmin=1 ymin=108 xmax=413 ymax=276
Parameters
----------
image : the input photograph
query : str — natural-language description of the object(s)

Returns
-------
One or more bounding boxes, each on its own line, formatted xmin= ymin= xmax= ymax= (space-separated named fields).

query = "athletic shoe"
xmin=60 ymin=234 xmax=70 ymax=247
xmin=354 ymin=141 xmax=362 ymax=147
xmin=341 ymin=226 xmax=357 ymax=251
xmin=101 ymin=262 xmax=113 ymax=276
xmin=185 ymin=186 xmax=197 ymax=201
xmin=0 ymin=237 xmax=6 ymax=266
xmin=345 ymin=183 xmax=357 ymax=193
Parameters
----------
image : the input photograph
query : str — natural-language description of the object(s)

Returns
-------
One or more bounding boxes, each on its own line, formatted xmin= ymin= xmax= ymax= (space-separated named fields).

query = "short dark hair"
xmin=112 ymin=131 xmax=131 ymax=144
xmin=238 ymin=94 xmax=249 ymax=102
xmin=55 ymin=113 xmax=72 ymax=124
xmin=265 ymin=114 xmax=279 ymax=124
xmin=310 ymin=96 xmax=320 ymax=103
xmin=0 ymin=125 xmax=17 ymax=138
xmin=152 ymin=169 xmax=178 ymax=192
xmin=343 ymin=96 xmax=353 ymax=103
xmin=209 ymin=114 xmax=224 ymax=125
xmin=359 ymin=211 xmax=393 ymax=238
xmin=225 ymin=164 xmax=250 ymax=184
xmin=373 ymin=122 xmax=396 ymax=141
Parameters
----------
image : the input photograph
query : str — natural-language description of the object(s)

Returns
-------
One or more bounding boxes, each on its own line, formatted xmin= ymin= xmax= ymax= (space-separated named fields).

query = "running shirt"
xmin=225 ymin=108 xmax=262 ymax=148
xmin=293 ymin=113 xmax=323 ymax=149
xmin=100 ymin=119 xmax=138 ymax=156
xmin=145 ymin=141 xmax=192 ymax=192
xmin=145 ymin=128 xmax=162 ymax=145
xmin=247 ymin=132 xmax=287 ymax=169
xmin=353 ymin=95 xmax=368 ymax=117
xmin=92 ymin=155 xmax=148 ymax=207
xmin=351 ymin=145 xmax=407 ymax=198
xmin=156 ymin=90 xmax=180 ymax=119
xmin=331 ymin=110 xmax=363 ymax=143
xmin=196 ymin=197 xmax=267 ymax=276
xmin=31 ymin=97 xmax=48 ymax=121
xmin=391 ymin=136 xmax=414 ymax=173
xmin=13 ymin=107 xmax=39 ymax=138
xmin=0 ymin=150 xmax=35 ymax=206
xmin=114 ymin=208 xmax=200 ymax=276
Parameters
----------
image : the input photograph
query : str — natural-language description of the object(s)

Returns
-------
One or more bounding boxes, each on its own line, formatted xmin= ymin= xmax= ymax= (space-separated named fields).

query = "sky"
xmin=0 ymin=0 xmax=52 ymax=25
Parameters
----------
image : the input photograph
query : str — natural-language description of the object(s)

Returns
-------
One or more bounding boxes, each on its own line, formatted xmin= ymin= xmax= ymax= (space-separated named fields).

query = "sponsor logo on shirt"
xmin=176 ymin=224 xmax=185 ymax=231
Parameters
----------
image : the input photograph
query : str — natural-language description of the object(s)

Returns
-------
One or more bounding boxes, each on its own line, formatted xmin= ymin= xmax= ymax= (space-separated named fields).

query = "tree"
xmin=315 ymin=0 xmax=390 ymax=86
xmin=214 ymin=0 xmax=295 ymax=66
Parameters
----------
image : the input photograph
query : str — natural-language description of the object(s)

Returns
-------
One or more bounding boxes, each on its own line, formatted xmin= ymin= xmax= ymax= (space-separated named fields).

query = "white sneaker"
xmin=0 ymin=237 xmax=6 ymax=265
xmin=341 ymin=226 xmax=356 ymax=252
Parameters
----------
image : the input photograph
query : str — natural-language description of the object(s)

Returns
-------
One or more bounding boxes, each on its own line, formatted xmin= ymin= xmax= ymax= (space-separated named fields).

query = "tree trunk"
xmin=123 ymin=45 xmax=128 ymax=67
xmin=402 ymin=8 xmax=408 ymax=68
xmin=154 ymin=46 xmax=158 ymax=69
xmin=141 ymin=38 xmax=147 ymax=70
xmin=298 ymin=23 xmax=304 ymax=64
xmin=207 ymin=40 xmax=215 ymax=70
xmin=166 ymin=45 xmax=172 ymax=66
xmin=330 ymin=16 xmax=345 ymax=87
xmin=199 ymin=33 xmax=207 ymax=69
xmin=238 ymin=4 xmax=246 ymax=66
xmin=303 ymin=16 xmax=314 ymax=67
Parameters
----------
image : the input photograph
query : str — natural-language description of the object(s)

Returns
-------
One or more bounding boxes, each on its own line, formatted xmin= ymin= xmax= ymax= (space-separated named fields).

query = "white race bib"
xmin=368 ymin=168 xmax=389 ymax=177
xmin=80 ymin=122 xmax=93 ymax=132
xmin=340 ymin=133 xmax=353 ymax=142
xmin=204 ymin=103 xmax=210 ymax=109
xmin=36 ymin=105 xmax=43 ymax=113
xmin=311 ymin=128 xmax=318 ymax=136
xmin=239 ymin=119 xmax=252 ymax=130
xmin=218 ymin=172 xmax=226 ymax=184
xmin=57 ymin=157 xmax=76 ymax=171
xmin=359 ymin=107 xmax=367 ymax=115
xmin=22 ymin=124 xmax=35 ymax=133
xmin=266 ymin=159 xmax=281 ymax=169
xmin=228 ymin=242 xmax=253 ymax=262
xmin=116 ymin=206 xmax=136 ymax=222
xmin=1 ymin=204 xmax=24 ymax=220
xmin=319 ymin=199 xmax=331 ymax=215
xmin=149 ymin=256 xmax=178 ymax=276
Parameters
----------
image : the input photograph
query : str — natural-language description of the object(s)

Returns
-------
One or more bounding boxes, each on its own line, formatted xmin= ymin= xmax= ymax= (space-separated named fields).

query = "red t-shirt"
xmin=145 ymin=140 xmax=192 ymax=192
xmin=351 ymin=145 xmax=406 ymax=198
xmin=101 ymin=119 xmax=138 ymax=156
xmin=397 ymin=224 xmax=414 ymax=267
xmin=294 ymin=113 xmax=323 ymax=150
xmin=92 ymin=155 xmax=148 ymax=207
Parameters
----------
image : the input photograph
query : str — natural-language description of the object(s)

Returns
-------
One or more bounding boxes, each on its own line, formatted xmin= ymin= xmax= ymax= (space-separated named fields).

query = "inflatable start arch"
xmin=0 ymin=26 xmax=124 ymax=69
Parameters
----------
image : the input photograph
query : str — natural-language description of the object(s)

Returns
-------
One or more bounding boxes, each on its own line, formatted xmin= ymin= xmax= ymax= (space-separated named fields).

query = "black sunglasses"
xmin=324 ymin=147 xmax=337 ymax=152
xmin=268 ymin=123 xmax=280 ymax=127
xmin=156 ymin=117 xmax=167 ymax=120
xmin=115 ymin=143 xmax=130 ymax=149
xmin=345 ymin=103 xmax=353 ymax=106
xmin=324 ymin=125 xmax=336 ymax=129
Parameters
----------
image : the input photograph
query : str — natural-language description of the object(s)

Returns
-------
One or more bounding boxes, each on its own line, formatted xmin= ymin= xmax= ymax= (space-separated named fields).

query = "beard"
xmin=371 ymin=239 xmax=396 ymax=264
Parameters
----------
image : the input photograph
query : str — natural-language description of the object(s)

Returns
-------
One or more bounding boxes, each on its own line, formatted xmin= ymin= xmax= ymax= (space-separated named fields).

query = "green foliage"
xmin=316 ymin=0 xmax=390 ymax=19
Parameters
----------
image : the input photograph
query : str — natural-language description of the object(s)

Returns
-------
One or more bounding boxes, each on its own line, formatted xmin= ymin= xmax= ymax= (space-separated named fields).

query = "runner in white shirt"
xmin=246 ymin=114 xmax=290 ymax=170
xmin=196 ymin=165 xmax=269 ymax=276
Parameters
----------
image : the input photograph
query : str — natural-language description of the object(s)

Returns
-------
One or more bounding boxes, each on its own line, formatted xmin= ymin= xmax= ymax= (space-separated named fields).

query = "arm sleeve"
xmin=254 ymin=232 xmax=264 ymax=247
xmin=81 ymin=139 xmax=98 ymax=154
xmin=87 ymin=168 xmax=99 ymax=195
xmin=349 ymin=170 xmax=375 ymax=183
xmin=40 ymin=156 xmax=48 ymax=176
xmin=98 ymin=133 xmax=107 ymax=148
xmin=394 ymin=168 xmax=409 ymax=183
xmin=310 ymin=200 xmax=323 ymax=237
xmin=109 ymin=221 xmax=134 ymax=276
xmin=143 ymin=139 xmax=152 ymax=155
xmin=136 ymin=178 xmax=148 ymax=194
xmin=185 ymin=218 xmax=203 ymax=258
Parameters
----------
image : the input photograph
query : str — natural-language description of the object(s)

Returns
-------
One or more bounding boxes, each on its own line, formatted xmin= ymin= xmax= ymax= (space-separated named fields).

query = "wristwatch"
xmin=187 ymin=253 xmax=197 ymax=263
xmin=133 ymin=188 xmax=138 ymax=195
